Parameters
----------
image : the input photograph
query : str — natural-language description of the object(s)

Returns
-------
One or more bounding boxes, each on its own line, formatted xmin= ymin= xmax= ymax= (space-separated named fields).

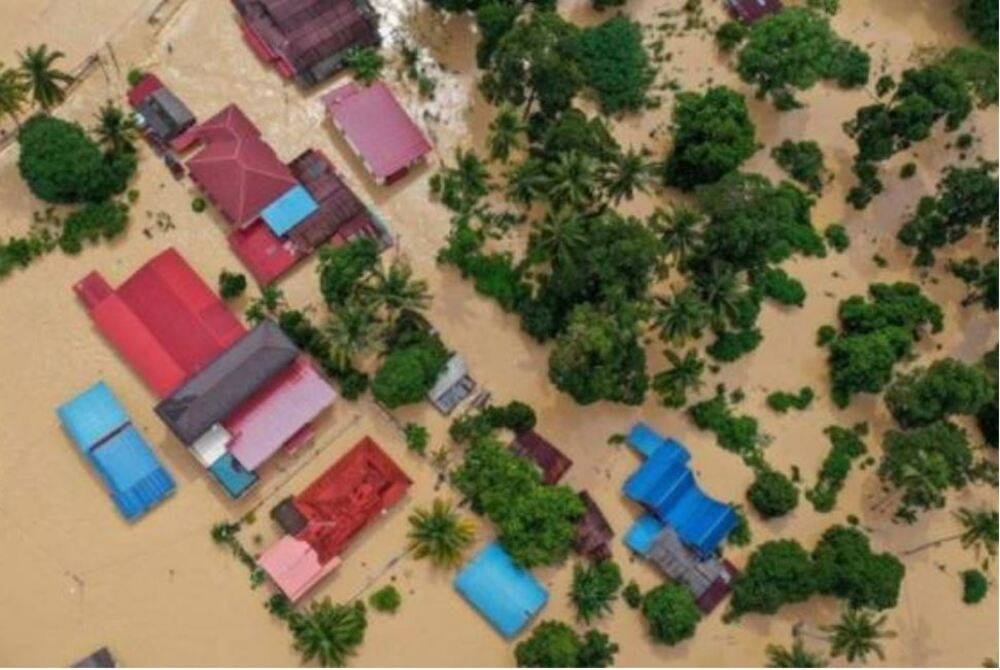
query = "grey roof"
xmin=137 ymin=88 xmax=195 ymax=141
xmin=72 ymin=648 xmax=116 ymax=668
xmin=647 ymin=526 xmax=729 ymax=598
xmin=427 ymin=354 xmax=475 ymax=414
xmin=155 ymin=320 xmax=299 ymax=445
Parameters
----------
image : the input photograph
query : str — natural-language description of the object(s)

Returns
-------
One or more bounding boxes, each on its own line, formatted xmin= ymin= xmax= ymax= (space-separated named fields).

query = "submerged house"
xmin=574 ymin=491 xmax=614 ymax=562
xmin=74 ymin=249 xmax=336 ymax=498
xmin=454 ymin=541 xmax=548 ymax=638
xmin=259 ymin=436 xmax=411 ymax=601
xmin=426 ymin=353 xmax=476 ymax=415
xmin=57 ymin=382 xmax=175 ymax=521
xmin=726 ymin=0 xmax=783 ymax=23
xmin=72 ymin=647 xmax=117 ymax=668
xmin=622 ymin=422 xmax=739 ymax=613
xmin=127 ymin=73 xmax=196 ymax=150
xmin=233 ymin=0 xmax=380 ymax=87
xmin=510 ymin=430 xmax=573 ymax=486
xmin=323 ymin=81 xmax=432 ymax=185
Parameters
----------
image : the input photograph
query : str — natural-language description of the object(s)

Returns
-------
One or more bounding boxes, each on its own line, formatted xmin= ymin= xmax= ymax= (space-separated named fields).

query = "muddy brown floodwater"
xmin=0 ymin=0 xmax=996 ymax=666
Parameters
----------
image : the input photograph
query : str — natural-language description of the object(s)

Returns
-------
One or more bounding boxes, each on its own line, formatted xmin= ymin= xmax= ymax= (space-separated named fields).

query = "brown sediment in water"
xmin=0 ymin=0 xmax=996 ymax=666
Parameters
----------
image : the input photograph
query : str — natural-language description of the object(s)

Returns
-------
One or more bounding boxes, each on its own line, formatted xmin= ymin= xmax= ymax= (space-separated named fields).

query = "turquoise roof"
xmin=454 ymin=541 xmax=547 ymax=638
xmin=261 ymin=184 xmax=318 ymax=236
xmin=57 ymin=381 xmax=129 ymax=452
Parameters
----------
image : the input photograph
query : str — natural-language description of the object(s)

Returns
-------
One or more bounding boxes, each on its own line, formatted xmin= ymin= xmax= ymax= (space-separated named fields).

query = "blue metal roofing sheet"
xmin=453 ymin=541 xmax=548 ymax=638
xmin=209 ymin=452 xmax=259 ymax=499
xmin=57 ymin=381 xmax=129 ymax=452
xmin=627 ymin=422 xmax=690 ymax=461
xmin=261 ymin=184 xmax=319 ymax=236
xmin=90 ymin=425 xmax=175 ymax=520
xmin=624 ymin=514 xmax=664 ymax=555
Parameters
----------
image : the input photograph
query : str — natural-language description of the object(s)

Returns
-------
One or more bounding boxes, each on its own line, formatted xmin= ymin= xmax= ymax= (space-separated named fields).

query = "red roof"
xmin=323 ymin=82 xmax=432 ymax=183
xmin=293 ymin=436 xmax=411 ymax=563
xmin=186 ymin=104 xmax=299 ymax=228
xmin=126 ymin=73 xmax=164 ymax=108
xmin=727 ymin=0 xmax=783 ymax=23
xmin=228 ymin=222 xmax=303 ymax=285
xmin=511 ymin=430 xmax=573 ymax=485
xmin=74 ymin=249 xmax=246 ymax=398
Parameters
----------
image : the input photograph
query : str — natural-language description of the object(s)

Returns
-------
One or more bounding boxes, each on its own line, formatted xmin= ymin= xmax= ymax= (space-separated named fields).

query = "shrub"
xmin=347 ymin=47 xmax=385 ymax=85
xmin=766 ymin=387 xmax=814 ymax=413
xmin=570 ymin=561 xmax=622 ymax=623
xmin=715 ymin=21 xmax=748 ymax=51
xmin=641 ymin=584 xmax=701 ymax=645
xmin=747 ymin=469 xmax=799 ymax=518
xmin=816 ymin=324 xmax=837 ymax=346
xmin=623 ymin=581 xmax=643 ymax=609
xmin=824 ymin=224 xmax=850 ymax=252
xmin=191 ymin=196 xmax=207 ymax=213
xmin=757 ymin=267 xmax=807 ymax=306
xmin=368 ymin=585 xmax=401 ymax=613
xmin=962 ymin=569 xmax=989 ymax=604
xmin=688 ymin=390 xmax=761 ymax=462
xmin=707 ymin=328 xmax=763 ymax=362
xmin=771 ymin=140 xmax=825 ymax=192
xmin=503 ymin=400 xmax=537 ymax=434
xmin=218 ymin=270 xmax=247 ymax=300
xmin=404 ymin=423 xmax=429 ymax=455
xmin=806 ymin=425 xmax=868 ymax=512
xmin=58 ymin=200 xmax=129 ymax=254
xmin=126 ymin=68 xmax=145 ymax=87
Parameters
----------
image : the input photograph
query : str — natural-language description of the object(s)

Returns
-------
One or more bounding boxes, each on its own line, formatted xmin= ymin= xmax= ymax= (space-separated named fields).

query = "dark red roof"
xmin=696 ymin=559 xmax=740 ymax=613
xmin=511 ymin=430 xmax=573 ymax=485
xmin=287 ymin=149 xmax=372 ymax=251
xmin=186 ymin=104 xmax=299 ymax=228
xmin=727 ymin=0 xmax=783 ymax=23
xmin=228 ymin=223 xmax=302 ymax=285
xmin=293 ymin=436 xmax=411 ymax=563
xmin=324 ymin=82 xmax=432 ymax=183
xmin=574 ymin=491 xmax=614 ymax=561
xmin=126 ymin=73 xmax=164 ymax=107
xmin=74 ymin=249 xmax=246 ymax=398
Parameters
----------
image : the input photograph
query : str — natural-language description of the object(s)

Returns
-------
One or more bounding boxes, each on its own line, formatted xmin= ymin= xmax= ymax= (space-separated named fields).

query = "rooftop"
xmin=453 ymin=541 xmax=548 ymax=638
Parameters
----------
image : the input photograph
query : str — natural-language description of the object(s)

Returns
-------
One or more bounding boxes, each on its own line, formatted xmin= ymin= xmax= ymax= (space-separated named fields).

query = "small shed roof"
xmin=511 ymin=430 xmax=573 ymax=485
xmin=574 ymin=491 xmax=614 ymax=561
xmin=261 ymin=184 xmax=319 ymax=236
xmin=323 ymin=82 xmax=432 ymax=182
xmin=57 ymin=381 xmax=129 ymax=452
xmin=454 ymin=541 xmax=548 ymax=638
xmin=208 ymin=452 xmax=259 ymax=498
xmin=727 ymin=0 xmax=783 ymax=23
xmin=126 ymin=73 xmax=163 ymax=107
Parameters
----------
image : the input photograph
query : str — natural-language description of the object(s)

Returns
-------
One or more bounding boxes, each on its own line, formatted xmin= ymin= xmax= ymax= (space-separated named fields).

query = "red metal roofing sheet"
xmin=324 ymin=82 xmax=431 ymax=182
xmin=227 ymin=220 xmax=303 ymax=285
xmin=127 ymin=73 xmax=164 ymax=108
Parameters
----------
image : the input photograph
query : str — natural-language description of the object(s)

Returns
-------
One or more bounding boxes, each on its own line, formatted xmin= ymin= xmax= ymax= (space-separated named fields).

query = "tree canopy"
xmin=514 ymin=621 xmax=618 ymax=668
xmin=885 ymin=357 xmax=994 ymax=428
xmin=641 ymin=583 xmax=702 ymax=646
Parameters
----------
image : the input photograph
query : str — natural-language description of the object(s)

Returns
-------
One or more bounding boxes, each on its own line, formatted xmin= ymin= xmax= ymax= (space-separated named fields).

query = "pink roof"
xmin=75 ymin=249 xmax=246 ymax=398
xmin=127 ymin=73 xmax=164 ymax=108
xmin=258 ymin=535 xmax=342 ymax=602
xmin=224 ymin=358 xmax=336 ymax=471
xmin=186 ymin=104 xmax=300 ymax=227
xmin=323 ymin=82 xmax=432 ymax=182
xmin=228 ymin=221 xmax=303 ymax=285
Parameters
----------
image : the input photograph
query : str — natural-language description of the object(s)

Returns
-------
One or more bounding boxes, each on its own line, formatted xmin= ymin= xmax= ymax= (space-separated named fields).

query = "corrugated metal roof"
xmin=57 ymin=381 xmax=129 ymax=452
xmin=454 ymin=541 xmax=548 ymax=638
xmin=261 ymin=184 xmax=319 ymax=236
xmin=727 ymin=0 xmax=783 ymax=23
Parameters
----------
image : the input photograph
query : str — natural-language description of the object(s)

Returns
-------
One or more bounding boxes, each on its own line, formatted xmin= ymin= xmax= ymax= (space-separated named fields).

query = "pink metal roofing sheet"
xmin=258 ymin=534 xmax=342 ymax=602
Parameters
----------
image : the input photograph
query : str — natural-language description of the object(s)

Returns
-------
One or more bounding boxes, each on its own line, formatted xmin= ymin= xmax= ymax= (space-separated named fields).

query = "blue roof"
xmin=624 ymin=514 xmax=665 ymax=555
xmin=454 ymin=541 xmax=548 ymax=638
xmin=91 ymin=426 xmax=176 ymax=520
xmin=57 ymin=382 xmax=129 ymax=452
xmin=209 ymin=452 xmax=258 ymax=499
xmin=623 ymin=424 xmax=737 ymax=557
xmin=627 ymin=422 xmax=690 ymax=461
xmin=260 ymin=184 xmax=318 ymax=236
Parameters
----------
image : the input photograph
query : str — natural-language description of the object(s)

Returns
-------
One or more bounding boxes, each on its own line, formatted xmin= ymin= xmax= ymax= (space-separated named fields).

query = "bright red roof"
xmin=323 ymin=82 xmax=432 ymax=182
xmin=228 ymin=221 xmax=303 ymax=285
xmin=186 ymin=104 xmax=299 ymax=227
xmin=74 ymin=248 xmax=246 ymax=398
xmin=294 ymin=436 xmax=411 ymax=563
xmin=126 ymin=73 xmax=164 ymax=108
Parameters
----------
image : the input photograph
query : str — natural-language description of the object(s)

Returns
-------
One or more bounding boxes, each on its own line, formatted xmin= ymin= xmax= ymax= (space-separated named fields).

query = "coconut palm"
xmin=527 ymin=209 xmax=587 ymax=268
xmin=601 ymin=147 xmax=654 ymax=204
xmin=652 ymin=348 xmax=705 ymax=408
xmin=407 ymin=498 xmax=476 ymax=567
xmin=904 ymin=507 xmax=999 ymax=558
xmin=93 ymin=99 xmax=138 ymax=155
xmin=432 ymin=148 xmax=490 ymax=212
xmin=487 ymin=104 xmax=525 ymax=163
xmin=543 ymin=150 xmax=600 ymax=211
xmin=0 ymin=64 xmax=29 ymax=127
xmin=765 ymin=640 xmax=827 ymax=668
xmin=505 ymin=157 xmax=547 ymax=206
xmin=651 ymin=206 xmax=703 ymax=273
xmin=697 ymin=264 xmax=743 ymax=330
xmin=822 ymin=608 xmax=896 ymax=664
xmin=289 ymin=598 xmax=367 ymax=667
xmin=18 ymin=44 xmax=74 ymax=110
xmin=364 ymin=259 xmax=430 ymax=318
xmin=653 ymin=288 xmax=711 ymax=345
xmin=324 ymin=299 xmax=382 ymax=369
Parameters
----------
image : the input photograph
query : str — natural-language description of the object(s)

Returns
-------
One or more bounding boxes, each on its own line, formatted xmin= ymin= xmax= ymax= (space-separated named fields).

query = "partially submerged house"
xmin=323 ymin=81 xmax=432 ymax=185
xmin=726 ymin=0 xmax=783 ymax=23
xmin=57 ymin=382 xmax=175 ymax=521
xmin=426 ymin=353 xmax=476 ymax=415
xmin=574 ymin=491 xmax=614 ymax=562
xmin=510 ymin=430 xmax=573 ymax=485
xmin=259 ymin=436 xmax=411 ymax=601
xmin=233 ymin=0 xmax=380 ymax=87
xmin=127 ymin=73 xmax=196 ymax=150
xmin=74 ymin=249 xmax=337 ymax=498
xmin=72 ymin=647 xmax=116 ymax=668
xmin=622 ymin=422 xmax=739 ymax=613
xmin=454 ymin=541 xmax=548 ymax=638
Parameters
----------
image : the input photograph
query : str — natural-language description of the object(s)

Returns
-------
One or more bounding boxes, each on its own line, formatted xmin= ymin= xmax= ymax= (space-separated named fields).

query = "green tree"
xmin=18 ymin=44 xmax=73 ymax=110
xmin=431 ymin=148 xmax=491 ymax=212
xmin=289 ymin=599 xmax=367 ymax=667
xmin=812 ymin=525 xmax=905 ymax=611
xmin=885 ymin=357 xmax=994 ymax=428
xmin=959 ymin=0 xmax=999 ymax=48
xmin=497 ymin=483 xmax=586 ymax=567
xmin=576 ymin=15 xmax=655 ymax=114
xmin=542 ymin=151 xmax=601 ymax=211
xmin=368 ymin=585 xmax=401 ymax=613
xmin=962 ymin=569 xmax=989 ymax=604
xmin=371 ymin=335 xmax=449 ymax=408
xmin=407 ymin=498 xmax=476 ymax=567
xmin=950 ymin=257 xmax=999 ymax=311
xmin=452 ymin=437 xmax=542 ymax=516
xmin=879 ymin=421 xmax=974 ymax=518
xmin=487 ymin=104 xmax=526 ymax=162
xmin=641 ymin=583 xmax=701 ymax=646
xmin=652 ymin=349 xmax=705 ymax=408
xmin=323 ymin=298 xmax=383 ymax=370
xmin=904 ymin=508 xmax=999 ymax=559
xmin=650 ymin=206 xmax=703 ymax=272
xmin=747 ymin=469 xmax=800 ymax=518
xmin=93 ymin=100 xmax=139 ymax=156
xmin=318 ymin=237 xmax=379 ymax=308
xmin=653 ymin=289 xmax=711 ymax=345
xmin=601 ymin=147 xmax=654 ymax=204
xmin=515 ymin=621 xmax=618 ymax=668
xmin=727 ymin=540 xmax=817 ymax=619
xmin=346 ymin=47 xmax=384 ymax=85
xmin=771 ymin=140 xmax=825 ymax=192
xmin=218 ymin=270 xmax=247 ymax=300
xmin=570 ymin=560 xmax=623 ymax=623
xmin=765 ymin=640 xmax=827 ymax=667
xmin=365 ymin=258 xmax=431 ymax=319
xmin=0 ymin=63 xmax=28 ymax=126
xmin=822 ymin=608 xmax=896 ymax=664
xmin=663 ymin=87 xmax=757 ymax=190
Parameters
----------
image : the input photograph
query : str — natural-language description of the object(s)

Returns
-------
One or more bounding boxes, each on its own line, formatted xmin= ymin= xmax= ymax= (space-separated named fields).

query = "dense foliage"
xmin=641 ymin=584 xmax=702 ymax=646
xmin=514 ymin=621 xmax=618 ymax=668
xmin=576 ymin=16 xmax=655 ymax=114
xmin=727 ymin=539 xmax=817 ymax=619
xmin=766 ymin=387 xmax=814 ymax=413
xmin=962 ymin=569 xmax=989 ymax=604
xmin=570 ymin=560 xmax=622 ymax=623
xmin=884 ymin=357 xmax=994 ymax=428
xmin=771 ymin=140 xmax=826 ymax=192
xmin=747 ymin=468 xmax=800 ymax=518
xmin=806 ymin=425 xmax=868 ymax=512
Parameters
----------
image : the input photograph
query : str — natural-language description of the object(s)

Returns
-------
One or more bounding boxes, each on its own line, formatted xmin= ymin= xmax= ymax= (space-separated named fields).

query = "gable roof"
xmin=324 ymin=82 xmax=432 ymax=181
xmin=74 ymin=249 xmax=246 ymax=398
xmin=186 ymin=104 xmax=300 ymax=227
xmin=155 ymin=320 xmax=299 ymax=445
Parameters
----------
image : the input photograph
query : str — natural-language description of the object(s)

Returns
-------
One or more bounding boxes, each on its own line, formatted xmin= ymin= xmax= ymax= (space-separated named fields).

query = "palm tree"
xmin=526 ymin=209 xmax=587 ymax=268
xmin=505 ymin=157 xmax=547 ymax=206
xmin=651 ymin=206 xmax=703 ymax=273
xmin=407 ymin=498 xmax=476 ymax=567
xmin=289 ymin=598 xmax=367 ymax=667
xmin=653 ymin=288 xmax=711 ymax=345
xmin=822 ymin=608 xmax=897 ymax=664
xmin=652 ymin=348 xmax=705 ymax=408
xmin=697 ymin=264 xmax=743 ymax=330
xmin=93 ymin=100 xmax=139 ymax=155
xmin=324 ymin=299 xmax=382 ymax=369
xmin=18 ymin=44 xmax=74 ymax=110
xmin=601 ymin=147 xmax=654 ymax=204
xmin=765 ymin=640 xmax=827 ymax=667
xmin=487 ymin=104 xmax=525 ymax=163
xmin=543 ymin=150 xmax=600 ymax=211
xmin=904 ymin=507 xmax=999 ymax=558
xmin=364 ymin=259 xmax=430 ymax=318
xmin=431 ymin=148 xmax=490 ymax=212
xmin=0 ymin=64 xmax=29 ymax=127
